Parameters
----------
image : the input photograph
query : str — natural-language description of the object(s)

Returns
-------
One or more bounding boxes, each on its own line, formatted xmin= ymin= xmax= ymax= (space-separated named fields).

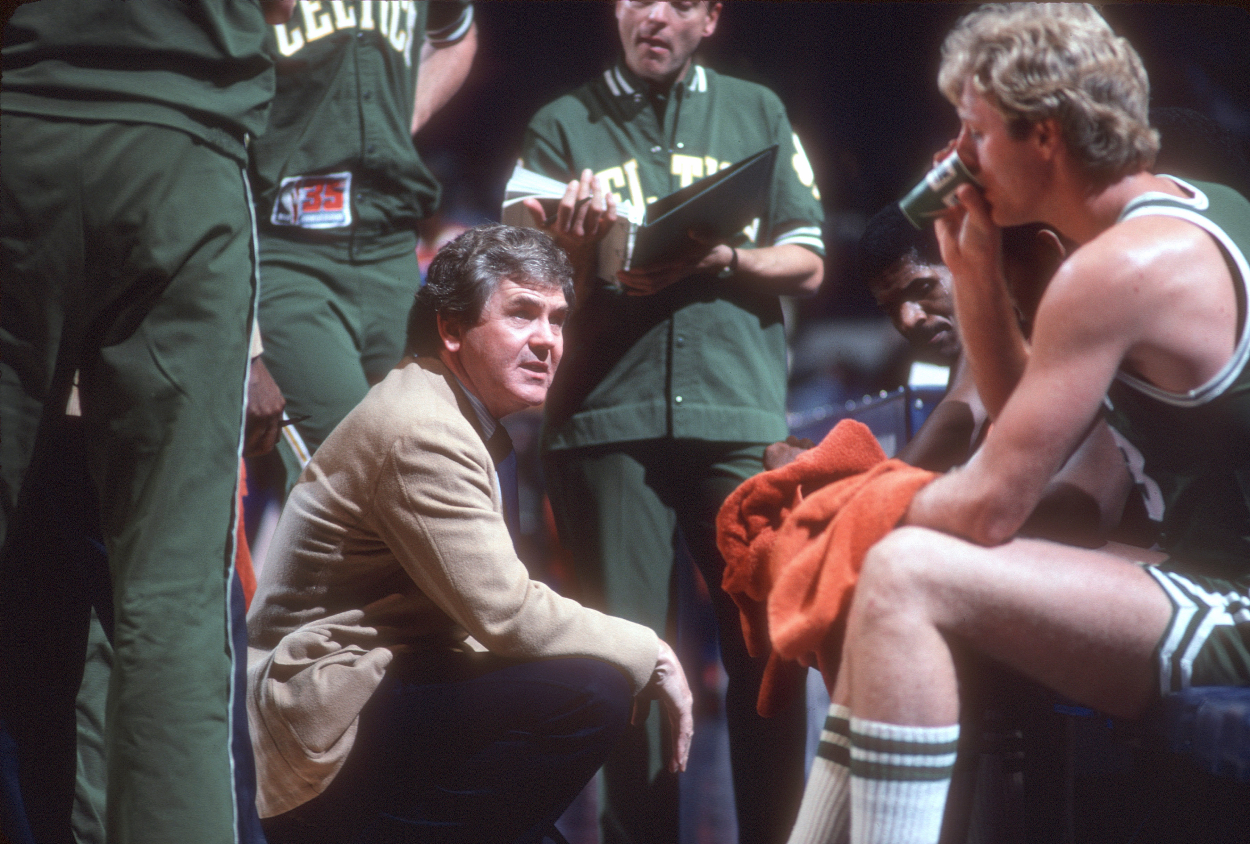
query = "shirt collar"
xmin=453 ymin=375 xmax=498 ymax=442
xmin=605 ymin=58 xmax=706 ymax=100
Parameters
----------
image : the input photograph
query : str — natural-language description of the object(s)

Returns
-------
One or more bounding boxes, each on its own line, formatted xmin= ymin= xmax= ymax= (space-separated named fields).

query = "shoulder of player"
xmin=1038 ymin=216 xmax=1209 ymax=337
xmin=1076 ymin=213 xmax=1217 ymax=292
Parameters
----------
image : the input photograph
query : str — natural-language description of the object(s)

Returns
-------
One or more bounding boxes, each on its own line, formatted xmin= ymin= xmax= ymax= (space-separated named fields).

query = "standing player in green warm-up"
xmin=1 ymin=1 xmax=291 ymax=841
xmin=519 ymin=3 xmax=825 ymax=842
xmin=249 ymin=0 xmax=476 ymax=491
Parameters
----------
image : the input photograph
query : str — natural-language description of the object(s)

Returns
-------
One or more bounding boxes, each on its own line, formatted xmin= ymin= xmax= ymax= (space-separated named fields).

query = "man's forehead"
xmin=958 ymin=81 xmax=1008 ymax=125
xmin=497 ymin=276 xmax=567 ymax=303
xmin=621 ymin=1 xmax=715 ymax=12
xmin=874 ymin=257 xmax=942 ymax=297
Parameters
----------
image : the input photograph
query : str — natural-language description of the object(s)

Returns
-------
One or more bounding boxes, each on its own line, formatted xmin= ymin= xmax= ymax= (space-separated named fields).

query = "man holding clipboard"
xmin=519 ymin=3 xmax=825 ymax=842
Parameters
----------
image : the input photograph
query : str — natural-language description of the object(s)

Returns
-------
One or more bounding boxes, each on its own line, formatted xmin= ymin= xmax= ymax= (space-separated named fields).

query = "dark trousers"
xmin=262 ymin=653 xmax=633 ymax=844
xmin=544 ymin=439 xmax=808 ymax=844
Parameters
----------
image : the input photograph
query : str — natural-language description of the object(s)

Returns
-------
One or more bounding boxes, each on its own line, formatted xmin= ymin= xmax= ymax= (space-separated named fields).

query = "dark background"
xmin=419 ymin=1 xmax=1250 ymax=326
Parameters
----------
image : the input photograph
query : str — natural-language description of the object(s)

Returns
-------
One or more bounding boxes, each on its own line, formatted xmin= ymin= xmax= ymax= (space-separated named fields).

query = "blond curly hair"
xmin=939 ymin=3 xmax=1159 ymax=181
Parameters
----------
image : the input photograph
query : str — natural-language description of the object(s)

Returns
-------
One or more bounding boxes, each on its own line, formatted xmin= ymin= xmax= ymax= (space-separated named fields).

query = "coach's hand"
xmin=633 ymin=638 xmax=694 ymax=773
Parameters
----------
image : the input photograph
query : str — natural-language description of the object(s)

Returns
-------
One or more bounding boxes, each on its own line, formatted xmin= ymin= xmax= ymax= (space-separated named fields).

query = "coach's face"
xmin=438 ymin=278 xmax=567 ymax=419
xmin=616 ymin=1 xmax=720 ymax=89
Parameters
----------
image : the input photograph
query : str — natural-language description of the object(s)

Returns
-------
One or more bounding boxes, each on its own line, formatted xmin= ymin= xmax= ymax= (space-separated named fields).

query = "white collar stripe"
xmin=609 ymin=64 xmax=703 ymax=98
xmin=612 ymin=66 xmax=634 ymax=96
xmin=603 ymin=68 xmax=621 ymax=98
xmin=688 ymin=65 xmax=707 ymax=92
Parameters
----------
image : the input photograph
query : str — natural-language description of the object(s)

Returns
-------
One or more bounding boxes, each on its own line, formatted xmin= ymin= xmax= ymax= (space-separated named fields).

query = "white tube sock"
xmin=787 ymin=704 xmax=852 ymax=844
xmin=848 ymin=717 xmax=959 ymax=844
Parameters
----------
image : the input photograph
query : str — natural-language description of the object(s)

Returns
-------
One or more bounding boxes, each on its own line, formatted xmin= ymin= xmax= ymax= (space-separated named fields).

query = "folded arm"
xmin=897 ymin=355 xmax=988 ymax=473
xmin=904 ymin=246 xmax=1136 ymax=546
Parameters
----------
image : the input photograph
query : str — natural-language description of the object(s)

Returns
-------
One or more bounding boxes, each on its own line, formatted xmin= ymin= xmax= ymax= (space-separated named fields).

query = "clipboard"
xmin=627 ymin=144 xmax=777 ymax=270
xmin=501 ymin=144 xmax=778 ymax=277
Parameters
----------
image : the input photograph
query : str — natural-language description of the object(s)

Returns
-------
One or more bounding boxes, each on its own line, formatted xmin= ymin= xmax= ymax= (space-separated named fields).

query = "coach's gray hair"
xmin=406 ymin=223 xmax=574 ymax=357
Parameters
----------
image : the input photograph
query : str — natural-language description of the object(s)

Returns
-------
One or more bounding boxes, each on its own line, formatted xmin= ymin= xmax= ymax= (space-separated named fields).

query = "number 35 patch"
xmin=271 ymin=172 xmax=352 ymax=229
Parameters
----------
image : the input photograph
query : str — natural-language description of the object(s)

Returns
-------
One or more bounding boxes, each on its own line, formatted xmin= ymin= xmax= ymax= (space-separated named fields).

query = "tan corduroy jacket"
xmin=246 ymin=357 xmax=659 ymax=818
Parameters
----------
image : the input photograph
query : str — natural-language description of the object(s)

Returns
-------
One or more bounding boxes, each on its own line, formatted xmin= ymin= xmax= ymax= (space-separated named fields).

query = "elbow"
xmin=262 ymin=0 xmax=296 ymax=24
xmin=795 ymin=266 xmax=823 ymax=298
xmin=966 ymin=498 xmax=1028 ymax=547
xmin=970 ymin=518 xmax=1016 ymax=548
xmin=907 ymin=476 xmax=1021 ymax=547
xmin=788 ymin=258 xmax=824 ymax=298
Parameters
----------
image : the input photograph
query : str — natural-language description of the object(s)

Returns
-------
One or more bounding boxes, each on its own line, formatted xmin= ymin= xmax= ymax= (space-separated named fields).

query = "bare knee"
xmin=859 ymin=527 xmax=945 ymax=601
xmin=848 ymin=527 xmax=953 ymax=634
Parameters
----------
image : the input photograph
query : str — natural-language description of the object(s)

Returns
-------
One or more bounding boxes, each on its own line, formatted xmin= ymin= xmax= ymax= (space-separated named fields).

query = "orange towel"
xmin=717 ymin=419 xmax=936 ymax=715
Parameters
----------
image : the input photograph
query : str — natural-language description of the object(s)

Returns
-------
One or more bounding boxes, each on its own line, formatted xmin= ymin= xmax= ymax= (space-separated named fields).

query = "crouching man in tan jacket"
xmin=246 ymin=224 xmax=692 ymax=844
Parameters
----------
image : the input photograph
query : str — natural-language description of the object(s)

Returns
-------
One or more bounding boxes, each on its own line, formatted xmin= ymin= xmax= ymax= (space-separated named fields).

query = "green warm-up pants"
xmin=0 ymin=115 xmax=254 ymax=844
xmin=255 ymin=230 xmax=419 ymax=488
xmin=544 ymin=438 xmax=808 ymax=844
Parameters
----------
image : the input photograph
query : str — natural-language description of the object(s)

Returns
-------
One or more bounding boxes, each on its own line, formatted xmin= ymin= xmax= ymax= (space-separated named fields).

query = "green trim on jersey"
xmin=249 ymin=1 xmax=471 ymax=251
xmin=1105 ymin=178 xmax=1250 ymax=576
xmin=1 ymin=0 xmax=273 ymax=164
xmin=522 ymin=60 xmax=825 ymax=449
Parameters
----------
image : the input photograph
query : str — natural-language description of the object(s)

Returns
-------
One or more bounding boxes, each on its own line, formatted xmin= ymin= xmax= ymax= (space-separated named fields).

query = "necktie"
xmin=486 ymin=425 xmax=520 ymax=544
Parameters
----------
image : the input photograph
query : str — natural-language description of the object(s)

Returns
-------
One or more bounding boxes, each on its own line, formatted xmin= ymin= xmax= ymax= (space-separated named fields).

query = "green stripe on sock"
xmin=817 ymin=738 xmax=850 ymax=767
xmin=825 ymin=713 xmax=850 ymax=736
xmin=850 ymin=758 xmax=956 ymax=781
xmin=850 ymin=732 xmax=959 ymax=756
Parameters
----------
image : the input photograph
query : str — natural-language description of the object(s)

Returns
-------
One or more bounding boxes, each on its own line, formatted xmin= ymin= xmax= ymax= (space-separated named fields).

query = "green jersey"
xmin=1 ymin=0 xmax=273 ymax=163
xmin=249 ymin=1 xmax=471 ymax=253
xmin=522 ymin=61 xmax=825 ymax=450
xmin=1105 ymin=178 xmax=1250 ymax=577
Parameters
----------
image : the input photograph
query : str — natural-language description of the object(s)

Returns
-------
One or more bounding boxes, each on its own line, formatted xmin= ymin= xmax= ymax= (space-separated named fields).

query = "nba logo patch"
xmin=272 ymin=172 xmax=352 ymax=229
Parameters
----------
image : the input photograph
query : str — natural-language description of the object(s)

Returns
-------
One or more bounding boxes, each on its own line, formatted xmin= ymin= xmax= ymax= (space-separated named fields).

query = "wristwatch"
xmin=717 ymin=246 xmax=739 ymax=279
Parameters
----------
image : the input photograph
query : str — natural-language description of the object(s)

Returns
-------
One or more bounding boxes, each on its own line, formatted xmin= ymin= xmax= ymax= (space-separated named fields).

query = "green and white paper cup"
xmin=899 ymin=151 xmax=980 ymax=229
